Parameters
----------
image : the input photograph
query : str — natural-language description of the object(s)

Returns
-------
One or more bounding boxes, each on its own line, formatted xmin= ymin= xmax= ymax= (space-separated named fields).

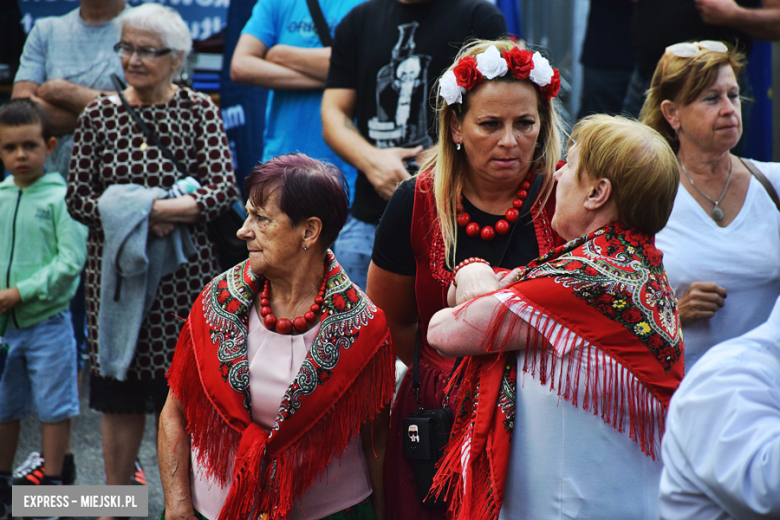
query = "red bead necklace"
xmin=456 ymin=172 xmax=535 ymax=241
xmin=259 ymin=277 xmax=327 ymax=335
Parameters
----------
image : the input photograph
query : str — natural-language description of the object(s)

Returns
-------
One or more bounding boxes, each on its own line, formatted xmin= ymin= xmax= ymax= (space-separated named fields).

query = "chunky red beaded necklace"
xmin=259 ymin=277 xmax=327 ymax=335
xmin=456 ymin=172 xmax=536 ymax=241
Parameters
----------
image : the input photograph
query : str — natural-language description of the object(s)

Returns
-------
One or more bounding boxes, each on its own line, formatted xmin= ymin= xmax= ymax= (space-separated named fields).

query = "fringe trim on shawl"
xmin=431 ymin=362 xmax=504 ymax=520
xmin=431 ymin=294 xmax=668 ymax=520
xmin=487 ymin=293 xmax=667 ymax=459
xmin=167 ymin=322 xmax=241 ymax=485
xmin=170 ymin=325 xmax=396 ymax=520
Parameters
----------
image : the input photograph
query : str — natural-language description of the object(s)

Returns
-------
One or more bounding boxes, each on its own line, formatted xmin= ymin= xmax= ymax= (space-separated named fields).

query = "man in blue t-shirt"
xmin=231 ymin=0 xmax=363 ymax=204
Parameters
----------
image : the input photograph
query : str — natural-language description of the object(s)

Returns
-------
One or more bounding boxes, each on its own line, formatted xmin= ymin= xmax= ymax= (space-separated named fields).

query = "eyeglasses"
xmin=113 ymin=42 xmax=172 ymax=60
xmin=665 ymin=40 xmax=728 ymax=58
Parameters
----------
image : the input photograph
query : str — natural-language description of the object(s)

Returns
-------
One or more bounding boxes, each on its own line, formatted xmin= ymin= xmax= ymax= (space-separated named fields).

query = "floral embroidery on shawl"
xmin=432 ymin=222 xmax=684 ymax=520
xmin=168 ymin=251 xmax=395 ymax=520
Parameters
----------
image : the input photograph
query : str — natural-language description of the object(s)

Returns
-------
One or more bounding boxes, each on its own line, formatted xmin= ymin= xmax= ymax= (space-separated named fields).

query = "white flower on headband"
xmin=440 ymin=70 xmax=466 ymax=106
xmin=529 ymin=52 xmax=554 ymax=87
xmin=475 ymin=45 xmax=508 ymax=80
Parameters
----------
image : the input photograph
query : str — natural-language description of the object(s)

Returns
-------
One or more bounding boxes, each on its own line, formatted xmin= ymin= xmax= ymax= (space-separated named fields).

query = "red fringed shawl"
xmin=167 ymin=253 xmax=395 ymax=520
xmin=431 ymin=222 xmax=684 ymax=520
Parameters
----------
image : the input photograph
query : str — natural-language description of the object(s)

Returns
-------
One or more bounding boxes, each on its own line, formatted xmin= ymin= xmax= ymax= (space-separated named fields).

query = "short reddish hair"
xmin=244 ymin=154 xmax=349 ymax=247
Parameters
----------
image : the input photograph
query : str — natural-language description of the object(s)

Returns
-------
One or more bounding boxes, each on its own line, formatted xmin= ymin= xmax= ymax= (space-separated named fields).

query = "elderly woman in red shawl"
xmin=159 ymin=154 xmax=394 ymax=520
xmin=428 ymin=115 xmax=684 ymax=520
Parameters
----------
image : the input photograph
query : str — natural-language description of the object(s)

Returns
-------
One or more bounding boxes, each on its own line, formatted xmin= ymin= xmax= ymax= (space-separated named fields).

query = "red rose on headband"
xmin=453 ymin=56 xmax=483 ymax=91
xmin=541 ymin=69 xmax=561 ymax=101
xmin=503 ymin=47 xmax=534 ymax=80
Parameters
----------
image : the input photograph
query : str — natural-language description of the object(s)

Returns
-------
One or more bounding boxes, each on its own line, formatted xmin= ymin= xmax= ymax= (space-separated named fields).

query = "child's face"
xmin=0 ymin=123 xmax=56 ymax=188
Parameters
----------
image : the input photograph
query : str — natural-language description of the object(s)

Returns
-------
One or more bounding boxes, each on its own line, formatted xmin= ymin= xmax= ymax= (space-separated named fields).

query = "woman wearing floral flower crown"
xmin=159 ymin=154 xmax=395 ymax=520
xmin=367 ymin=38 xmax=565 ymax=520
xmin=640 ymin=41 xmax=780 ymax=371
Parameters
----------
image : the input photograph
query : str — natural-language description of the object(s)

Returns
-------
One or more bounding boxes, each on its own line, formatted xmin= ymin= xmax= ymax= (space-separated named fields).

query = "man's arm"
xmin=265 ymin=44 xmax=331 ymax=82
xmin=12 ymin=81 xmax=79 ymax=136
xmin=321 ymin=89 xmax=421 ymax=200
xmin=36 ymin=78 xmax=106 ymax=116
xmin=695 ymin=0 xmax=780 ymax=40
xmin=230 ymin=34 xmax=325 ymax=90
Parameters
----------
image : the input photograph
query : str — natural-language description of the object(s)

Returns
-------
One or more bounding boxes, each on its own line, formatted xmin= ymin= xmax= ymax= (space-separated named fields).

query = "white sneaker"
xmin=13 ymin=451 xmax=44 ymax=479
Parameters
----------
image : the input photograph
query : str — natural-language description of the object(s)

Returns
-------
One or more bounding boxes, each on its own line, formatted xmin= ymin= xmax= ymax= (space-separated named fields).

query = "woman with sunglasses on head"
xmin=65 ymin=4 xmax=238 ymax=508
xmin=368 ymin=38 xmax=565 ymax=520
xmin=640 ymin=41 xmax=780 ymax=370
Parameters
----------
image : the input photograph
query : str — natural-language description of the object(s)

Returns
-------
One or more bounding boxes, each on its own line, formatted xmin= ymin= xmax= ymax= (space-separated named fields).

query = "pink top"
xmin=190 ymin=306 xmax=372 ymax=520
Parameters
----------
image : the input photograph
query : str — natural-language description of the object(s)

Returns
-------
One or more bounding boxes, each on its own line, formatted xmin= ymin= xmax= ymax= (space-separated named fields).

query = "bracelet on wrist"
xmin=452 ymin=257 xmax=490 ymax=287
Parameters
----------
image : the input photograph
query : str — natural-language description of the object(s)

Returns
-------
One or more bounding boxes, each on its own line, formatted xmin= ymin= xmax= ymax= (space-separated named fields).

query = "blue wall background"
xmin=17 ymin=0 xmax=229 ymax=40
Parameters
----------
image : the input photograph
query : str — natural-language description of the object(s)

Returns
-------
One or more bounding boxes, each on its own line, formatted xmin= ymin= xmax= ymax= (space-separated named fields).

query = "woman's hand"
xmin=677 ymin=281 xmax=727 ymax=326
xmin=498 ymin=268 xmax=523 ymax=290
xmin=453 ymin=262 xmax=500 ymax=306
xmin=150 ymin=222 xmax=175 ymax=237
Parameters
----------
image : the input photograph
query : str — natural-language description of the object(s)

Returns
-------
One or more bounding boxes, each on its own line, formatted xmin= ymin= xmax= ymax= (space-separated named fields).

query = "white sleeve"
xmin=664 ymin=345 xmax=780 ymax=519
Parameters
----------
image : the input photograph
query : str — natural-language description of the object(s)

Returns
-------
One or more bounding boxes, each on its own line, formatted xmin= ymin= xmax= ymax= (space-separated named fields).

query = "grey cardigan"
xmin=97 ymin=184 xmax=197 ymax=380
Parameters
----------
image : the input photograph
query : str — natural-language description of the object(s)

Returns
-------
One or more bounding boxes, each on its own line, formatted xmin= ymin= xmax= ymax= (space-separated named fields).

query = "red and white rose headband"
xmin=439 ymin=45 xmax=561 ymax=106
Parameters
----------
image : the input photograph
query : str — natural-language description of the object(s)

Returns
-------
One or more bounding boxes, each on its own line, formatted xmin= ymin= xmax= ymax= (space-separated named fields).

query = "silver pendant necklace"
xmin=679 ymin=157 xmax=733 ymax=221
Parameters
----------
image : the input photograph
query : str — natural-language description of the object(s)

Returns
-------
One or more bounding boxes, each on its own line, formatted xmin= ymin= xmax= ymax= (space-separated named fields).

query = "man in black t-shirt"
xmin=577 ymin=0 xmax=635 ymax=119
xmin=321 ymin=0 xmax=506 ymax=290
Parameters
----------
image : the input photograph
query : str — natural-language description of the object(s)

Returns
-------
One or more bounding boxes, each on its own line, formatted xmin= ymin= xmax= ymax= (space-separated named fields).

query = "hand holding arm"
xmin=447 ymin=267 xmax=521 ymax=307
xmin=677 ymin=281 xmax=727 ymax=326
xmin=452 ymin=263 xmax=501 ymax=306
xmin=36 ymin=78 xmax=107 ymax=115
xmin=13 ymin=81 xmax=80 ymax=136
xmin=159 ymin=394 xmax=197 ymax=520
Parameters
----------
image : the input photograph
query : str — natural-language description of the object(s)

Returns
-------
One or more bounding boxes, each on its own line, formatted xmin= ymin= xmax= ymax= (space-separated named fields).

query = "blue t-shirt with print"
xmin=242 ymin=0 xmax=363 ymax=204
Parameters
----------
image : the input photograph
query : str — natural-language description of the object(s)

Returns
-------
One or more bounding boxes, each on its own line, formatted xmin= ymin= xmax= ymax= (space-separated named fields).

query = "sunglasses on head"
xmin=665 ymin=40 xmax=728 ymax=58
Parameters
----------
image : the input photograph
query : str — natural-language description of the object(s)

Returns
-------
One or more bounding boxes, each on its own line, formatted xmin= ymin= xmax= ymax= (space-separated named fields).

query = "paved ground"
xmin=13 ymin=374 xmax=163 ymax=520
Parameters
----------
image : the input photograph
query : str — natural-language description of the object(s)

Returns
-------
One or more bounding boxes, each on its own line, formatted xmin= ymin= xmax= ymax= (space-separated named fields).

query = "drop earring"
xmin=456 ymin=140 xmax=462 ymax=151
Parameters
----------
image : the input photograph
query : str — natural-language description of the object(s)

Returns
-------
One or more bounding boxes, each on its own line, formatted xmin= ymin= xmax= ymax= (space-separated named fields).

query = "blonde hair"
xmin=639 ymin=42 xmax=745 ymax=153
xmin=419 ymin=38 xmax=565 ymax=267
xmin=571 ymin=115 xmax=679 ymax=235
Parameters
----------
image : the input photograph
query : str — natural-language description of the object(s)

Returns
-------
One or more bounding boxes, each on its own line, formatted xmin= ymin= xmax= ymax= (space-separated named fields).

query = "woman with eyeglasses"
xmin=640 ymin=41 xmax=780 ymax=370
xmin=65 ymin=3 xmax=238 ymax=507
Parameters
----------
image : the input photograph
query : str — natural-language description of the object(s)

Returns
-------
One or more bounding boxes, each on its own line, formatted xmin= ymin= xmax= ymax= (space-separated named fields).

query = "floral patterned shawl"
xmin=167 ymin=252 xmax=394 ymax=520
xmin=432 ymin=222 xmax=684 ymax=520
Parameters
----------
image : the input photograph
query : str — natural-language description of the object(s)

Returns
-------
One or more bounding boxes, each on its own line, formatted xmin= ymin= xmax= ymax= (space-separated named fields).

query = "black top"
xmin=326 ymin=0 xmax=507 ymax=225
xmin=372 ymin=175 xmax=543 ymax=275
xmin=581 ymin=0 xmax=635 ymax=69
xmin=632 ymin=0 xmax=760 ymax=79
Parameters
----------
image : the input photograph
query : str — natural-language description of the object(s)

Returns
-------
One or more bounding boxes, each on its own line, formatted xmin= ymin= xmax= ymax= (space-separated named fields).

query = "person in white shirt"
xmin=639 ymin=40 xmax=780 ymax=370
xmin=659 ymin=295 xmax=780 ymax=519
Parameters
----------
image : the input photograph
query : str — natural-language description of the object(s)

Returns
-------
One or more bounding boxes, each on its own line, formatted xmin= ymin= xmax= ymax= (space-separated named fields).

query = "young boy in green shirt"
xmin=0 ymin=99 xmax=87 ymax=517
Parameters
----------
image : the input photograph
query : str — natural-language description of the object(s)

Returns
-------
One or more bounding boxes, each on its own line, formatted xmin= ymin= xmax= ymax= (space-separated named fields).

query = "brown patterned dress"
xmin=66 ymin=87 xmax=239 ymax=413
